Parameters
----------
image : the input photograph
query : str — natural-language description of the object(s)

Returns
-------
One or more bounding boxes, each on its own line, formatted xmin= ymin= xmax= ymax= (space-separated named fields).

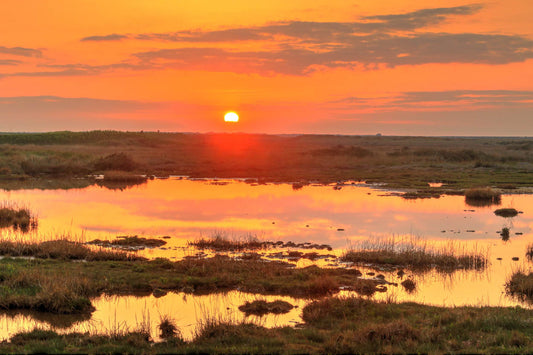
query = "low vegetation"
xmin=494 ymin=208 xmax=519 ymax=217
xmin=506 ymin=270 xmax=533 ymax=302
xmin=341 ymin=237 xmax=488 ymax=272
xmin=88 ymin=236 xmax=166 ymax=249
xmin=0 ymin=247 xmax=380 ymax=316
xmin=0 ymin=239 xmax=142 ymax=261
xmin=1 ymin=132 xmax=533 ymax=190
xmin=238 ymin=300 xmax=294 ymax=316
xmin=189 ymin=234 xmax=265 ymax=251
xmin=0 ymin=204 xmax=37 ymax=231
xmin=464 ymin=187 xmax=502 ymax=206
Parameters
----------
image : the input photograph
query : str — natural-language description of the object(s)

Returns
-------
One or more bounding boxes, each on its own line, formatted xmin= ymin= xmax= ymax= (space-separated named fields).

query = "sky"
xmin=0 ymin=0 xmax=532 ymax=136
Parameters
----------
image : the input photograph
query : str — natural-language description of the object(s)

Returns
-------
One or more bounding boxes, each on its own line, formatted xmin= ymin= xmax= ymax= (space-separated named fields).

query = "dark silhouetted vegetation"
xmin=238 ymin=300 xmax=294 ymax=316
xmin=494 ymin=208 xmax=519 ymax=217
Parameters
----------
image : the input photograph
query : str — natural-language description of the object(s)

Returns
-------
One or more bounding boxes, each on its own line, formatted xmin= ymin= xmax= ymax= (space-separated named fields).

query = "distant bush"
xmin=94 ymin=153 xmax=139 ymax=171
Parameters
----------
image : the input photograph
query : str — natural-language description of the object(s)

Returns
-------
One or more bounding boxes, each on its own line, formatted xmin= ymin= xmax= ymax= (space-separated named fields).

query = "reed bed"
xmin=189 ymin=233 xmax=265 ymax=251
xmin=0 ymin=239 xmax=143 ymax=261
xmin=341 ymin=236 xmax=488 ymax=272
xmin=506 ymin=269 xmax=533 ymax=301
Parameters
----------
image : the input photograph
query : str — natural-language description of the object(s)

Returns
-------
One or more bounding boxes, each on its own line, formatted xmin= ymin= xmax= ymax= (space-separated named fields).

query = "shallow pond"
xmin=1 ymin=178 xmax=532 ymax=339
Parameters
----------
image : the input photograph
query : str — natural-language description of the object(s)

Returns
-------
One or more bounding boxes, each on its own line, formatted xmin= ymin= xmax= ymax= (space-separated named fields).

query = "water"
xmin=0 ymin=178 xmax=532 ymax=339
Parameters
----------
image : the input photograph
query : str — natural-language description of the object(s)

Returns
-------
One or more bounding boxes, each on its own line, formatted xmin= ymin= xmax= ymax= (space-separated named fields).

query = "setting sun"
xmin=224 ymin=112 xmax=239 ymax=122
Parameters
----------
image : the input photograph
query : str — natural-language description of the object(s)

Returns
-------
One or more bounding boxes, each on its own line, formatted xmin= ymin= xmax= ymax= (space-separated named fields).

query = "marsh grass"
xmin=0 ymin=203 xmax=37 ymax=232
xmin=159 ymin=315 xmax=180 ymax=339
xmin=464 ymin=187 xmax=501 ymax=206
xmin=341 ymin=236 xmax=488 ymax=272
xmin=190 ymin=233 xmax=265 ymax=251
xmin=0 ymin=239 xmax=143 ymax=261
xmin=506 ymin=269 xmax=533 ymax=301
xmin=88 ymin=235 xmax=166 ymax=248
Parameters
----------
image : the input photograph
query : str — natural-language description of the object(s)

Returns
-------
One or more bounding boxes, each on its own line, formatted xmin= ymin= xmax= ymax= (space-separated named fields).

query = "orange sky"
xmin=0 ymin=0 xmax=532 ymax=135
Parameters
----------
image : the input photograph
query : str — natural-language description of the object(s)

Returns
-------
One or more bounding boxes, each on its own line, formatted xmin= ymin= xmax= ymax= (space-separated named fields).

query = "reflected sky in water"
xmin=1 ymin=178 xmax=533 ymax=337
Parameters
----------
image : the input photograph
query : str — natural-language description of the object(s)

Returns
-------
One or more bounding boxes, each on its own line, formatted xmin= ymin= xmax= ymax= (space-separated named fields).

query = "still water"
xmin=0 ymin=178 xmax=532 ymax=340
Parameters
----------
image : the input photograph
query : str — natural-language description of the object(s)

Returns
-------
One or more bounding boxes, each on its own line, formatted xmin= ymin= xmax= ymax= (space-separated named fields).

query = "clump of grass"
xmin=494 ymin=208 xmax=519 ymax=218
xmin=500 ymin=227 xmax=511 ymax=241
xmin=0 ymin=239 xmax=143 ymax=261
xmin=464 ymin=187 xmax=501 ymax=206
xmin=341 ymin=236 xmax=488 ymax=272
xmin=401 ymin=279 xmax=416 ymax=293
xmin=159 ymin=315 xmax=180 ymax=339
xmin=506 ymin=270 xmax=533 ymax=301
xmin=238 ymin=300 xmax=294 ymax=316
xmin=189 ymin=233 xmax=264 ymax=251
xmin=0 ymin=203 xmax=38 ymax=232
xmin=88 ymin=235 xmax=166 ymax=249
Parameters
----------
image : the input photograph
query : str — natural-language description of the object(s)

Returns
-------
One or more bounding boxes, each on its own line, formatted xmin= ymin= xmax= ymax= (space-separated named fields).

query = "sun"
xmin=224 ymin=112 xmax=239 ymax=122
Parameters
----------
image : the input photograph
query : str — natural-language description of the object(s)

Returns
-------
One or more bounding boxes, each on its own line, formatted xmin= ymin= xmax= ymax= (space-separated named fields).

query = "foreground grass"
xmin=3 ymin=297 xmax=533 ymax=353
xmin=342 ymin=237 xmax=488 ymax=272
xmin=1 ymin=132 xmax=533 ymax=190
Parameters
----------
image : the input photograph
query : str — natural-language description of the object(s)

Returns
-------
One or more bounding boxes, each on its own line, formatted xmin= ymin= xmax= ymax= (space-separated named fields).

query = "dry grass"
xmin=189 ymin=233 xmax=265 ymax=251
xmin=0 ymin=203 xmax=37 ymax=232
xmin=464 ymin=187 xmax=501 ymax=206
xmin=0 ymin=239 xmax=143 ymax=261
xmin=506 ymin=270 xmax=533 ymax=301
xmin=341 ymin=236 xmax=488 ymax=272
xmin=159 ymin=315 xmax=180 ymax=339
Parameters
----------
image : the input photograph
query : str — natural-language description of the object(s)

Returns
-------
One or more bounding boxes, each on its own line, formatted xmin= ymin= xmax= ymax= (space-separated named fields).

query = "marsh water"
xmin=1 ymin=178 xmax=532 ymax=340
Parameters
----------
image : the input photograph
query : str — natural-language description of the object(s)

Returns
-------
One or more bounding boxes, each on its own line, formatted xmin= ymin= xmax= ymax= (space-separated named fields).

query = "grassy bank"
xmin=0 ymin=242 xmax=383 ymax=315
xmin=1 ymin=132 xmax=533 ymax=190
xmin=3 ymin=297 xmax=533 ymax=353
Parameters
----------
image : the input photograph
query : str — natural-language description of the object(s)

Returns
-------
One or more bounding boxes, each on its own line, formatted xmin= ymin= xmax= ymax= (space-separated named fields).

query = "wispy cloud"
xmin=331 ymin=90 xmax=533 ymax=112
xmin=81 ymin=34 xmax=129 ymax=42
xmin=0 ymin=59 xmax=22 ymax=66
xmin=0 ymin=46 xmax=42 ymax=58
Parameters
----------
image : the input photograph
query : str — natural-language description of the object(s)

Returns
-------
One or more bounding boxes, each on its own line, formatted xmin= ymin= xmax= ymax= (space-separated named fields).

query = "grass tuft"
xmin=494 ymin=208 xmax=519 ymax=218
xmin=464 ymin=187 xmax=501 ymax=206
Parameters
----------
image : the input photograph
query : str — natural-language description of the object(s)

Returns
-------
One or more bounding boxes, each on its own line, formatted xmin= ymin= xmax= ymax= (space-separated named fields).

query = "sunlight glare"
xmin=224 ymin=112 xmax=239 ymax=122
